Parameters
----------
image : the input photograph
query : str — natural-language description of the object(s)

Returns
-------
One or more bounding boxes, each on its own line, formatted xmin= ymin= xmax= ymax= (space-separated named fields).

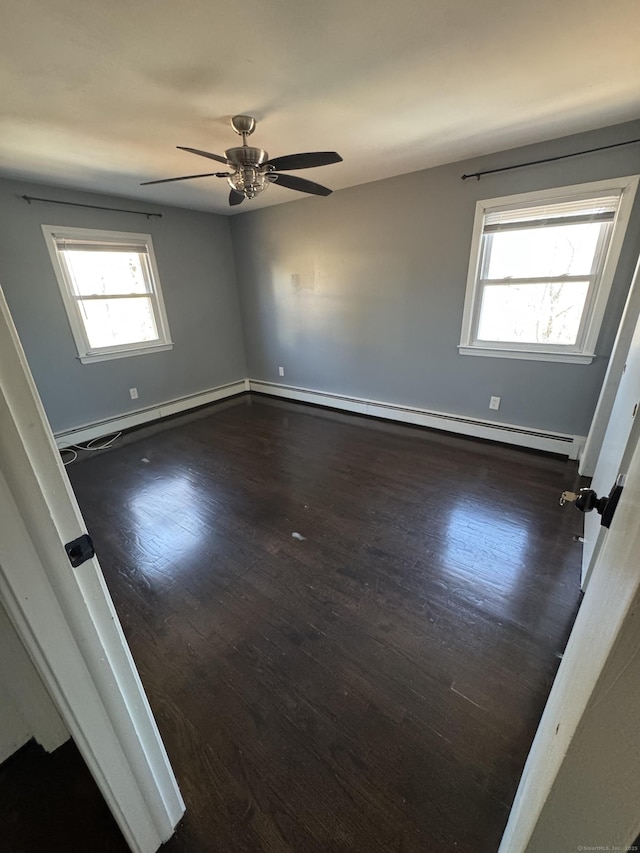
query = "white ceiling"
xmin=1 ymin=0 xmax=639 ymax=215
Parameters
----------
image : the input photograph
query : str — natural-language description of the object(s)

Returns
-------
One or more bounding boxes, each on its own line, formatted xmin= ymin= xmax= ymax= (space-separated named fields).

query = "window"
xmin=459 ymin=176 xmax=638 ymax=363
xmin=42 ymin=225 xmax=172 ymax=364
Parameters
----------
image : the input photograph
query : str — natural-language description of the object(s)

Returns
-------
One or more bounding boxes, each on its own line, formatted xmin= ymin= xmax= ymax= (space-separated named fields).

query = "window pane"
xmin=485 ymin=223 xmax=604 ymax=279
xmin=79 ymin=297 xmax=159 ymax=349
xmin=63 ymin=250 xmax=149 ymax=296
xmin=476 ymin=281 xmax=589 ymax=345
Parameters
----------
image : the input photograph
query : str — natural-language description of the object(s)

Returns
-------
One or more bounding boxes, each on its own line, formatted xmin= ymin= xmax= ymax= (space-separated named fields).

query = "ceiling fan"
xmin=141 ymin=115 xmax=342 ymax=207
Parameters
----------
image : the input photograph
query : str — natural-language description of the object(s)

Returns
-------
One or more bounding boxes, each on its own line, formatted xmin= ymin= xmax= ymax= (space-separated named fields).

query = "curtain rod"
xmin=461 ymin=137 xmax=640 ymax=181
xmin=21 ymin=195 xmax=162 ymax=218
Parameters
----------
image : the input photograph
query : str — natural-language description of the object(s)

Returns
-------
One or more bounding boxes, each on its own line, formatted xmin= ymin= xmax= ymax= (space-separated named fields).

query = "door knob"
xmin=560 ymin=477 xmax=625 ymax=528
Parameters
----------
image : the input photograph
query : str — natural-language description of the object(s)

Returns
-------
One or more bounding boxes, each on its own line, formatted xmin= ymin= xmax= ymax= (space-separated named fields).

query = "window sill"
xmin=458 ymin=345 xmax=595 ymax=365
xmin=78 ymin=342 xmax=174 ymax=364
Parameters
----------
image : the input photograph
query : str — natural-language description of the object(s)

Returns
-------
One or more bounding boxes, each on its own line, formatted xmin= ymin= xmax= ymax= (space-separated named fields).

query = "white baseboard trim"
xmin=53 ymin=376 xmax=586 ymax=460
xmin=54 ymin=380 xmax=247 ymax=449
xmin=249 ymin=379 xmax=586 ymax=459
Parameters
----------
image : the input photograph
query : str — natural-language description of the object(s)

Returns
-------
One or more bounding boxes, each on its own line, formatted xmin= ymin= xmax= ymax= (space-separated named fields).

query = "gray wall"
xmin=231 ymin=120 xmax=640 ymax=436
xmin=2 ymin=121 xmax=639 ymax=439
xmin=0 ymin=600 xmax=68 ymax=764
xmin=0 ymin=178 xmax=246 ymax=434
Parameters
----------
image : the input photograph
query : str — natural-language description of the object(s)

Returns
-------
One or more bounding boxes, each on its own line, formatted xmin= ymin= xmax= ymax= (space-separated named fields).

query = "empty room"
xmin=1 ymin=1 xmax=640 ymax=851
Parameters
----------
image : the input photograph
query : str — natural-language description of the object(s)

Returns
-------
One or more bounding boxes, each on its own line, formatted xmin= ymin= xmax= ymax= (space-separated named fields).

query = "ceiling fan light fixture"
xmin=227 ymin=167 xmax=269 ymax=199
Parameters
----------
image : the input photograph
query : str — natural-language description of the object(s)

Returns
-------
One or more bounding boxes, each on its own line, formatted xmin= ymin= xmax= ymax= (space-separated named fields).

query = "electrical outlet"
xmin=278 ymin=366 xmax=285 ymax=377
xmin=489 ymin=395 xmax=501 ymax=410
xmin=129 ymin=387 xmax=138 ymax=400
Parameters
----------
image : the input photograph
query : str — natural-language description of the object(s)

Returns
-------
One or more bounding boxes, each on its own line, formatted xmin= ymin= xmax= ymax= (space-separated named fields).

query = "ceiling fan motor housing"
xmin=225 ymin=146 xmax=269 ymax=168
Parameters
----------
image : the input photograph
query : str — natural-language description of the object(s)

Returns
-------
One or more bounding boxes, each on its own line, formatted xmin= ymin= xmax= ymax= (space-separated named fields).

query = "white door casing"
xmin=500 ymin=390 xmax=640 ymax=849
xmin=0 ymin=285 xmax=184 ymax=853
xmin=581 ymin=304 xmax=640 ymax=588
xmin=581 ymin=252 xmax=640 ymax=477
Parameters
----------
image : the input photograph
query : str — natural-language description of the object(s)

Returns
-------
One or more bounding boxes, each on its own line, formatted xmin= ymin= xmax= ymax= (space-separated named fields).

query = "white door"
xmin=0 ymin=285 xmax=184 ymax=853
xmin=581 ymin=308 xmax=640 ymax=588
xmin=499 ymin=392 xmax=640 ymax=851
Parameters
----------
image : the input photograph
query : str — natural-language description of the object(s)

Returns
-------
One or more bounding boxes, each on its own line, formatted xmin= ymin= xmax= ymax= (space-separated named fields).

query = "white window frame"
xmin=42 ymin=225 xmax=173 ymax=364
xmin=459 ymin=175 xmax=639 ymax=364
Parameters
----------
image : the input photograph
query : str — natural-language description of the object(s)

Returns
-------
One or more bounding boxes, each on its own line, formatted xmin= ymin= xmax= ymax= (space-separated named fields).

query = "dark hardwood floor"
xmin=1 ymin=395 xmax=585 ymax=852
xmin=0 ymin=740 xmax=126 ymax=853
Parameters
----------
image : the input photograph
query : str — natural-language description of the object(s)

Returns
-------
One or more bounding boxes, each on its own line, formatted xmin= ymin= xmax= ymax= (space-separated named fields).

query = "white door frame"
xmin=0 ymin=286 xmax=184 ymax=853
xmin=581 ymin=252 xmax=640 ymax=476
xmin=500 ymin=419 xmax=640 ymax=849
xmin=581 ymin=305 xmax=640 ymax=590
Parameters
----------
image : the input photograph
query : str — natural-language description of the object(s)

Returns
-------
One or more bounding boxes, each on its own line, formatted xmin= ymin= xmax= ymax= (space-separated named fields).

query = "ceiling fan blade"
xmin=140 ymin=172 xmax=227 ymax=186
xmin=229 ymin=190 xmax=245 ymax=207
xmin=177 ymin=146 xmax=229 ymax=165
xmin=266 ymin=152 xmax=342 ymax=171
xmin=272 ymin=173 xmax=333 ymax=196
